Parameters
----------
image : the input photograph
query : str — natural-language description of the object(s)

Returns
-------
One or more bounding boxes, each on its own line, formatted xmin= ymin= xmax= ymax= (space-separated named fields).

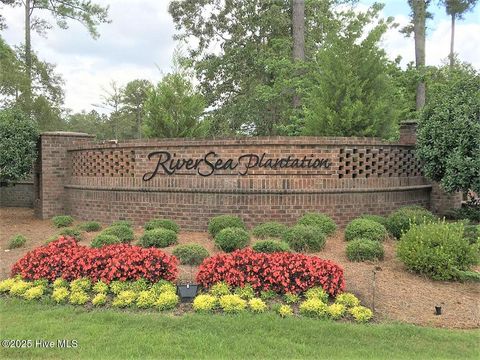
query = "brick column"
xmin=34 ymin=132 xmax=94 ymax=219
xmin=399 ymin=120 xmax=418 ymax=145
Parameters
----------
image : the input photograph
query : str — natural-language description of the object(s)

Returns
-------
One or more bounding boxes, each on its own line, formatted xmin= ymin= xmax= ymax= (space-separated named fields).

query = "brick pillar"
xmin=398 ymin=120 xmax=462 ymax=215
xmin=34 ymin=132 xmax=94 ymax=219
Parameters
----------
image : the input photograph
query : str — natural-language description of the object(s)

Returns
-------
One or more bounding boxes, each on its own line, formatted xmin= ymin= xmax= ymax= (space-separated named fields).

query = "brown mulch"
xmin=1 ymin=207 xmax=479 ymax=329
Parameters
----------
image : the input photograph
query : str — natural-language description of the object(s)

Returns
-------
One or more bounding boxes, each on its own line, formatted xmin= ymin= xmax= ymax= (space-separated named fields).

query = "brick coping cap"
xmin=41 ymin=131 xmax=95 ymax=137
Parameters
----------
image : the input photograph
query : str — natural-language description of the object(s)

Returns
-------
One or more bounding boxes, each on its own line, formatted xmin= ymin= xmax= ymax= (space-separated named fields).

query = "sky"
xmin=1 ymin=0 xmax=479 ymax=113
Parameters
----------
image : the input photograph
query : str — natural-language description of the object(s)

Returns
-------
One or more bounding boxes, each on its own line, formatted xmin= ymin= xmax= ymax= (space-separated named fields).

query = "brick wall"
xmin=32 ymin=128 xmax=462 ymax=230
xmin=0 ymin=180 xmax=34 ymax=207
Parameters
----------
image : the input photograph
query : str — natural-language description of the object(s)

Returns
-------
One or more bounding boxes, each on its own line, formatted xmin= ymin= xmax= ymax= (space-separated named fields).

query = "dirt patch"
xmin=1 ymin=208 xmax=478 ymax=329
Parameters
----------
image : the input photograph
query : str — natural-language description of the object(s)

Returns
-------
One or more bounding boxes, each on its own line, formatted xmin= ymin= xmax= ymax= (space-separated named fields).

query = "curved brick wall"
xmin=31 ymin=133 xmax=432 ymax=230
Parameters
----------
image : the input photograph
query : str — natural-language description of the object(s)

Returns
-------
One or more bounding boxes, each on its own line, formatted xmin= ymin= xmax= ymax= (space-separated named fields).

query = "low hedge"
xmin=297 ymin=213 xmax=337 ymax=236
xmin=172 ymin=244 xmax=209 ymax=265
xmin=196 ymin=248 xmax=345 ymax=296
xmin=101 ymin=225 xmax=134 ymax=243
xmin=252 ymin=239 xmax=290 ymax=253
xmin=208 ymin=215 xmax=246 ymax=237
xmin=252 ymin=222 xmax=288 ymax=239
xmin=139 ymin=228 xmax=178 ymax=248
xmin=78 ymin=221 xmax=101 ymax=232
xmin=214 ymin=227 xmax=250 ymax=252
xmin=359 ymin=214 xmax=387 ymax=227
xmin=144 ymin=219 xmax=180 ymax=233
xmin=386 ymin=206 xmax=436 ymax=239
xmin=52 ymin=215 xmax=74 ymax=228
xmin=283 ymin=225 xmax=326 ymax=252
xmin=58 ymin=228 xmax=83 ymax=242
xmin=91 ymin=234 xmax=120 ymax=248
xmin=344 ymin=218 xmax=388 ymax=242
xmin=346 ymin=239 xmax=384 ymax=262
xmin=397 ymin=221 xmax=479 ymax=280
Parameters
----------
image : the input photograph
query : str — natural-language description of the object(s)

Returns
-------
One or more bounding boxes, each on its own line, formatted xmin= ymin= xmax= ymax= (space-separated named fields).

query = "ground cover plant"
xmin=8 ymin=234 xmax=27 ymax=249
xmin=196 ymin=248 xmax=345 ymax=296
xmin=397 ymin=221 xmax=480 ymax=281
xmin=78 ymin=221 xmax=102 ymax=232
xmin=52 ymin=215 xmax=74 ymax=228
xmin=11 ymin=237 xmax=178 ymax=283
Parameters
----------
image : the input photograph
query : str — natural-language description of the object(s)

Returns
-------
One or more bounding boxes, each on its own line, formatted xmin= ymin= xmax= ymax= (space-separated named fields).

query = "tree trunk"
xmin=413 ymin=0 xmax=426 ymax=110
xmin=24 ymin=0 xmax=32 ymax=108
xmin=450 ymin=13 xmax=455 ymax=68
xmin=292 ymin=0 xmax=305 ymax=109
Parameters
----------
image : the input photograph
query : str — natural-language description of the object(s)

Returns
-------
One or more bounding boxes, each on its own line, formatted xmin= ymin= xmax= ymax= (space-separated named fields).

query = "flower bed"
xmin=11 ymin=237 xmax=178 ymax=283
xmin=196 ymin=248 xmax=345 ymax=296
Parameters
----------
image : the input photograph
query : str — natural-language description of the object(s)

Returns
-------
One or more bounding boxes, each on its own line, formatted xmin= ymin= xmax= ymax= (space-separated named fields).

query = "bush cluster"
xmin=78 ymin=221 xmax=101 ymax=232
xmin=386 ymin=206 xmax=436 ymax=239
xmin=252 ymin=222 xmax=288 ymax=239
xmin=172 ymin=244 xmax=209 ymax=265
xmin=11 ymin=237 xmax=178 ymax=283
xmin=359 ymin=214 xmax=387 ymax=226
xmin=52 ymin=215 xmax=74 ymax=228
xmin=346 ymin=239 xmax=384 ymax=262
xmin=144 ymin=219 xmax=180 ymax=233
xmin=252 ymin=239 xmax=290 ymax=253
xmin=196 ymin=248 xmax=345 ymax=296
xmin=282 ymin=225 xmax=326 ymax=252
xmin=344 ymin=218 xmax=388 ymax=242
xmin=208 ymin=215 xmax=246 ymax=237
xmin=139 ymin=228 xmax=178 ymax=248
xmin=297 ymin=213 xmax=337 ymax=235
xmin=91 ymin=234 xmax=120 ymax=248
xmin=101 ymin=225 xmax=134 ymax=243
xmin=397 ymin=221 xmax=479 ymax=280
xmin=214 ymin=227 xmax=250 ymax=252
xmin=58 ymin=228 xmax=83 ymax=241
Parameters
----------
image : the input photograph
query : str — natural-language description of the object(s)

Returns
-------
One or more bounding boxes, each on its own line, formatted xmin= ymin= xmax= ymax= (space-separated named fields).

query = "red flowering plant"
xmin=196 ymin=248 xmax=345 ymax=296
xmin=11 ymin=237 xmax=178 ymax=283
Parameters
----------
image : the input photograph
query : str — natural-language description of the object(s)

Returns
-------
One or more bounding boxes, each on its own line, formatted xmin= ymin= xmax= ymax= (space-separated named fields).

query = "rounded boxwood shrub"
xmin=172 ymin=244 xmax=209 ymax=265
xmin=297 ymin=213 xmax=337 ymax=235
xmin=111 ymin=220 xmax=132 ymax=228
xmin=101 ymin=225 xmax=134 ymax=243
xmin=58 ymin=228 xmax=83 ymax=241
xmin=386 ymin=206 xmax=436 ymax=239
xmin=346 ymin=239 xmax=384 ymax=262
xmin=344 ymin=218 xmax=388 ymax=242
xmin=252 ymin=222 xmax=288 ymax=239
xmin=139 ymin=228 xmax=178 ymax=248
xmin=78 ymin=221 xmax=101 ymax=232
xmin=208 ymin=215 xmax=246 ymax=237
xmin=252 ymin=239 xmax=290 ymax=253
xmin=144 ymin=219 xmax=180 ymax=233
xmin=282 ymin=225 xmax=326 ymax=252
xmin=359 ymin=214 xmax=387 ymax=227
xmin=52 ymin=215 xmax=74 ymax=228
xmin=397 ymin=221 xmax=479 ymax=280
xmin=91 ymin=234 xmax=120 ymax=248
xmin=8 ymin=234 xmax=26 ymax=249
xmin=214 ymin=227 xmax=250 ymax=252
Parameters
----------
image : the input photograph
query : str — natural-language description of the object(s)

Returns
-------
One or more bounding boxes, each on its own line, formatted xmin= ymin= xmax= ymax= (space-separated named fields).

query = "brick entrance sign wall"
xmin=31 ymin=125 xmax=454 ymax=230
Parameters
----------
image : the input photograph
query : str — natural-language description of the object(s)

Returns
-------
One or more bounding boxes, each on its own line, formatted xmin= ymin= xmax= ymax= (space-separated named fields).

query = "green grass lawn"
xmin=0 ymin=297 xmax=478 ymax=360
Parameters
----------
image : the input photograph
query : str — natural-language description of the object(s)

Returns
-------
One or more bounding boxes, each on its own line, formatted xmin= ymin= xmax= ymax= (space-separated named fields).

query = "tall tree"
xmin=439 ymin=0 xmax=477 ymax=67
xmin=3 ymin=0 xmax=109 ymax=108
xmin=292 ymin=0 xmax=305 ymax=108
xmin=403 ymin=1 xmax=431 ymax=111
xmin=121 ymin=79 xmax=153 ymax=139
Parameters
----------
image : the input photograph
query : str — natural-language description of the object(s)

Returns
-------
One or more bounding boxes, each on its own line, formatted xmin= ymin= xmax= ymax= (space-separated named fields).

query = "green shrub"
xmin=69 ymin=291 xmax=89 ymax=305
xmin=52 ymin=215 xmax=74 ymax=228
xmin=154 ymin=292 xmax=179 ymax=311
xmin=219 ymin=294 xmax=247 ymax=313
xmin=172 ymin=244 xmax=209 ymax=265
xmin=386 ymin=206 xmax=436 ymax=239
xmin=78 ymin=221 xmax=101 ymax=232
xmin=209 ymin=282 xmax=231 ymax=297
xmin=215 ymin=227 xmax=250 ymax=252
xmin=193 ymin=294 xmax=218 ymax=312
xmin=144 ymin=219 xmax=180 ymax=233
xmin=344 ymin=218 xmax=388 ymax=242
xmin=92 ymin=281 xmax=109 ymax=294
xmin=139 ymin=228 xmax=178 ymax=248
xmin=92 ymin=293 xmax=108 ymax=306
xmin=150 ymin=281 xmax=176 ymax=296
xmin=282 ymin=225 xmax=326 ymax=252
xmin=359 ymin=214 xmax=387 ymax=226
xmin=304 ymin=286 xmax=329 ymax=303
xmin=335 ymin=293 xmax=360 ymax=308
xmin=101 ymin=225 xmax=134 ymax=243
xmin=283 ymin=293 xmax=300 ymax=304
xmin=112 ymin=290 xmax=137 ymax=308
xmin=52 ymin=287 xmax=69 ymax=303
xmin=53 ymin=278 xmax=68 ymax=288
xmin=260 ymin=290 xmax=277 ymax=301
xmin=23 ymin=285 xmax=44 ymax=300
xmin=91 ymin=234 xmax=120 ymax=248
xmin=397 ymin=221 xmax=479 ymax=280
xmin=8 ymin=234 xmax=26 ymax=249
xmin=327 ymin=303 xmax=346 ymax=320
xmin=208 ymin=215 xmax=246 ymax=237
xmin=349 ymin=305 xmax=373 ymax=323
xmin=111 ymin=220 xmax=132 ymax=228
xmin=58 ymin=228 xmax=83 ymax=241
xmin=136 ymin=290 xmax=157 ymax=308
xmin=248 ymin=298 xmax=267 ymax=313
xmin=70 ymin=278 xmax=91 ymax=292
xmin=234 ymin=284 xmax=255 ymax=300
xmin=464 ymin=224 xmax=479 ymax=245
xmin=252 ymin=222 xmax=288 ymax=239
xmin=252 ymin=239 xmax=290 ymax=253
xmin=346 ymin=239 xmax=384 ymax=262
xmin=277 ymin=304 xmax=293 ymax=317
xmin=299 ymin=298 xmax=328 ymax=318
xmin=297 ymin=213 xmax=337 ymax=235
